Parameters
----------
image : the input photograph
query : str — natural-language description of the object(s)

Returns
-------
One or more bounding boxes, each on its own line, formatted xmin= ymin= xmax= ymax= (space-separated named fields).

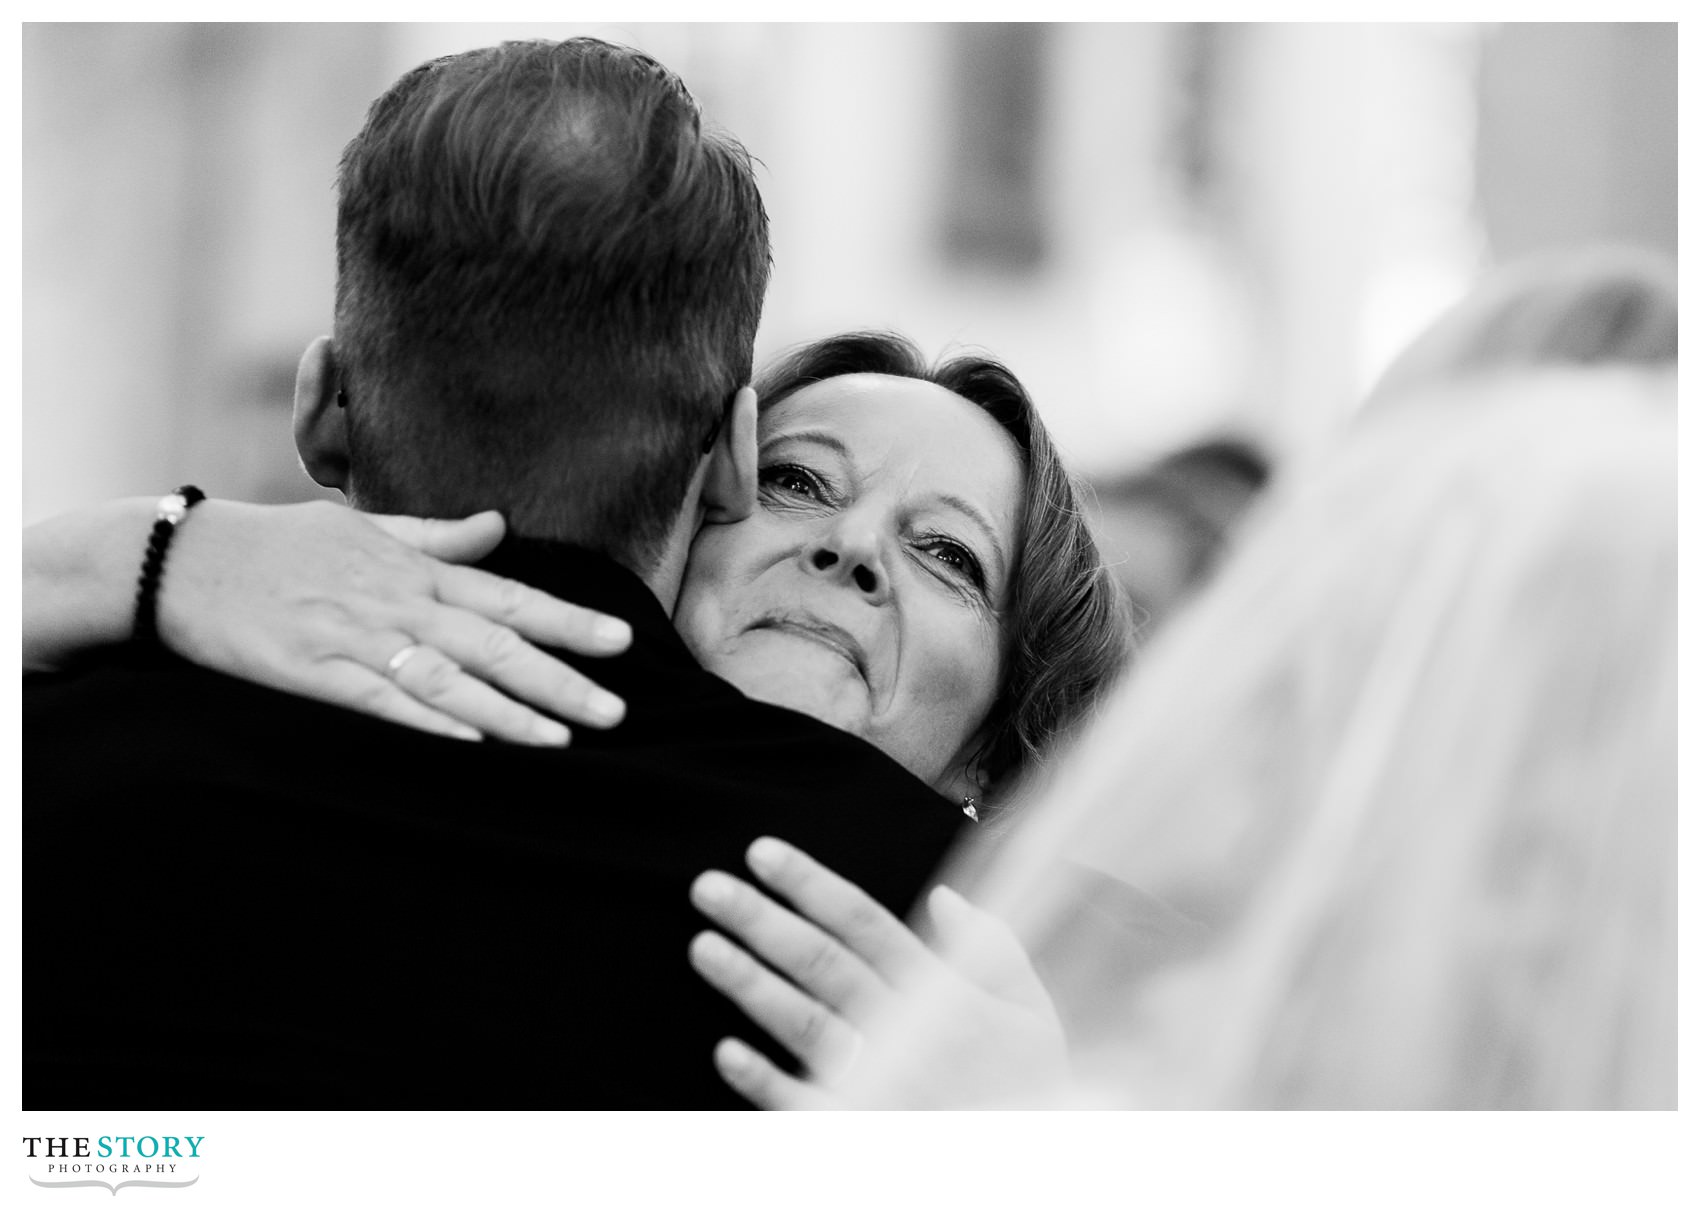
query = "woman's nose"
xmin=802 ymin=522 xmax=889 ymax=602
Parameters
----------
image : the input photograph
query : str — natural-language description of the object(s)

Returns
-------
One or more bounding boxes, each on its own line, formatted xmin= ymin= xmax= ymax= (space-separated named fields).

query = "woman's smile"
xmin=745 ymin=611 xmax=870 ymax=682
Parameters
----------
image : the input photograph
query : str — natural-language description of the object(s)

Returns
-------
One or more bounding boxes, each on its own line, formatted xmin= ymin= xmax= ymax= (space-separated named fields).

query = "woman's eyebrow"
xmin=929 ymin=492 xmax=1009 ymax=586
xmin=759 ymin=429 xmax=853 ymax=463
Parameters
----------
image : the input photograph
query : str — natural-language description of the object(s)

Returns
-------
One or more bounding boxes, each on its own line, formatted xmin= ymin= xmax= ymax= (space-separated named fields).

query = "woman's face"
xmin=674 ymin=374 xmax=1026 ymax=792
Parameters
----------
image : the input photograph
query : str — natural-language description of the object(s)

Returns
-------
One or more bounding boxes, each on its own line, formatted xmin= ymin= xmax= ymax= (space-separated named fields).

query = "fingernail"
xmin=930 ymin=884 xmax=967 ymax=909
xmin=532 ymin=718 xmax=571 ymax=746
xmin=747 ymin=836 xmax=788 ymax=875
xmin=929 ymin=884 xmax=971 ymax=919
xmin=595 ymin=618 xmax=632 ymax=647
xmin=589 ymin=690 xmax=626 ymax=725
xmin=715 ymin=1037 xmax=754 ymax=1072
xmin=691 ymin=870 xmax=735 ymax=909
xmin=690 ymin=931 xmax=733 ymax=965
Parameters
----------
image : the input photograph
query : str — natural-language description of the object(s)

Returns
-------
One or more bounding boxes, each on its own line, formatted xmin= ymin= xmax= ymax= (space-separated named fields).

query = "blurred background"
xmin=22 ymin=22 xmax=1676 ymax=539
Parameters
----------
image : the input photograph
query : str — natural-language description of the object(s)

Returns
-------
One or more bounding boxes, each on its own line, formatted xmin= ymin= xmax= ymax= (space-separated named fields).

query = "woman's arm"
xmin=24 ymin=497 xmax=161 ymax=672
xmin=688 ymin=837 xmax=1069 ymax=1109
xmin=24 ymin=496 xmax=634 ymax=745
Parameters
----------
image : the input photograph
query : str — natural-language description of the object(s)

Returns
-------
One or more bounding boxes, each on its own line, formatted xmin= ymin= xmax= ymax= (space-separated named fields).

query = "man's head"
xmin=294 ymin=38 xmax=769 ymax=577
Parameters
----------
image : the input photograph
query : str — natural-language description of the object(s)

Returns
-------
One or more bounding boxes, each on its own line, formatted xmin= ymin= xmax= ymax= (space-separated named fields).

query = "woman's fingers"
xmin=743 ymin=837 xmax=936 ymax=986
xmin=431 ymin=562 xmax=632 ymax=657
xmin=288 ymin=506 xmax=637 ymax=737
xmin=369 ymin=637 xmax=571 ymax=746
xmin=368 ymin=507 xmax=637 ymax=661
xmin=365 ymin=510 xmax=507 ymax=564
xmin=315 ymin=659 xmax=481 ymax=743
xmin=407 ymin=601 xmax=627 ymax=731
xmin=121 ymin=500 xmax=629 ymax=745
xmin=690 ymin=871 xmax=884 ymax=1021
xmin=924 ymin=885 xmax=1055 ymax=1010
xmin=712 ymin=1037 xmax=836 ymax=1111
xmin=688 ymin=930 xmax=861 ymax=1081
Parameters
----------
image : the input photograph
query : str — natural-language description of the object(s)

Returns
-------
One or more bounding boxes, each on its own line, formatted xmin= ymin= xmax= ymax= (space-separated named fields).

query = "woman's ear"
xmin=700 ymin=386 xmax=758 ymax=524
xmin=937 ymin=766 xmax=986 ymax=807
xmin=292 ymin=336 xmax=351 ymax=491
xmin=934 ymin=733 xmax=991 ymax=806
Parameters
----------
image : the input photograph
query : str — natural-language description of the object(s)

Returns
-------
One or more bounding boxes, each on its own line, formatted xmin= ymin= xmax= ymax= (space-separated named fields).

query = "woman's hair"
xmin=753 ymin=331 xmax=1133 ymax=799
xmin=1366 ymin=245 xmax=1676 ymax=410
xmin=961 ymin=368 xmax=1674 ymax=1107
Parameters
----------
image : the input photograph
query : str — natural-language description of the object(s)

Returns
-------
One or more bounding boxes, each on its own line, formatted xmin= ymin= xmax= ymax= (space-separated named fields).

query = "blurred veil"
xmin=851 ymin=367 xmax=1675 ymax=1109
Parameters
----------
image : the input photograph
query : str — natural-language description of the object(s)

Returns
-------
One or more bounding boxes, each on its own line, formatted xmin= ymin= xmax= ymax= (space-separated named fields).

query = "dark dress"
xmin=24 ymin=539 xmax=969 ymax=1109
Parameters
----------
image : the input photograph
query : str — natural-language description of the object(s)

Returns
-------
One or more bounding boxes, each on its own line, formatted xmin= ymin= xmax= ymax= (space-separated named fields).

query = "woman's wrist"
xmin=23 ymin=497 xmax=162 ymax=671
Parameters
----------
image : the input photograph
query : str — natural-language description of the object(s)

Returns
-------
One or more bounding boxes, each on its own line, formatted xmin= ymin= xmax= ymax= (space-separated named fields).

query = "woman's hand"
xmin=25 ymin=497 xmax=633 ymax=745
xmin=688 ymin=837 xmax=1069 ymax=1109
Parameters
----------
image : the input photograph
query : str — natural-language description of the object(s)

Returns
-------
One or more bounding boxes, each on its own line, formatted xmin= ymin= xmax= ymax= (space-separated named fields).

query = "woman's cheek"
xmin=943 ymin=606 xmax=1003 ymax=698
xmin=907 ymin=610 xmax=1002 ymax=740
xmin=675 ymin=528 xmax=744 ymax=645
xmin=672 ymin=576 xmax=726 ymax=666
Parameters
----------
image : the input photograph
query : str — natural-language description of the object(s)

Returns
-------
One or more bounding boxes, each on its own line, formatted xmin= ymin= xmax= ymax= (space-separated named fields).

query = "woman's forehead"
xmin=762 ymin=374 xmax=1026 ymax=521
xmin=762 ymin=374 xmax=1012 ymax=455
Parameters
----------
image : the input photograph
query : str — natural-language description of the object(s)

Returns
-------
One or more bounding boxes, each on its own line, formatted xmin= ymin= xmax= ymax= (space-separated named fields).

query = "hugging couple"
xmin=25 ymin=36 xmax=1176 ymax=1109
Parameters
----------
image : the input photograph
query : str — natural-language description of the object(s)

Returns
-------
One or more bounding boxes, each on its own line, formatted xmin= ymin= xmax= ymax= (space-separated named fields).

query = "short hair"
xmin=753 ymin=332 xmax=1134 ymax=799
xmin=334 ymin=38 xmax=771 ymax=568
xmin=969 ymin=368 xmax=1675 ymax=1107
xmin=1366 ymin=245 xmax=1677 ymax=411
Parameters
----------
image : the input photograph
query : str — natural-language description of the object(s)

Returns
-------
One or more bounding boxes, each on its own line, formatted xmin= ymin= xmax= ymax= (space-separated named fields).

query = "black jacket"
xmin=25 ymin=539 xmax=968 ymax=1109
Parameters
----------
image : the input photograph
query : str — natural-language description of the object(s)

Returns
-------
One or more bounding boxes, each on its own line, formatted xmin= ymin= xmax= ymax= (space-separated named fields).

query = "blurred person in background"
xmin=1090 ymin=436 xmax=1272 ymax=636
xmin=1365 ymin=244 xmax=1676 ymax=411
xmin=691 ymin=367 xmax=1674 ymax=1110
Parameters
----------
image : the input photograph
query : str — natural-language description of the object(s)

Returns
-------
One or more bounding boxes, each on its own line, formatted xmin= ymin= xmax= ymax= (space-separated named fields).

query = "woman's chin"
xmin=725 ymin=667 xmax=951 ymax=792
xmin=719 ymin=660 xmax=870 ymax=741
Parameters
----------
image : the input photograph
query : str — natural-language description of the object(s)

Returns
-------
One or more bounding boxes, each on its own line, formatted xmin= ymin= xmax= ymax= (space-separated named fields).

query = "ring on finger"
xmin=385 ymin=642 xmax=424 ymax=679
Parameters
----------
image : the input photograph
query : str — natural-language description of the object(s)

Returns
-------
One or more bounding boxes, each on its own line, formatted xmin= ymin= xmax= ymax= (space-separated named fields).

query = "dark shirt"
xmin=25 ymin=539 xmax=968 ymax=1109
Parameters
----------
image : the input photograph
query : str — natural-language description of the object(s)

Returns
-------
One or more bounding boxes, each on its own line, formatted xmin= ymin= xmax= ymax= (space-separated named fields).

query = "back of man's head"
xmin=332 ymin=38 xmax=770 ymax=569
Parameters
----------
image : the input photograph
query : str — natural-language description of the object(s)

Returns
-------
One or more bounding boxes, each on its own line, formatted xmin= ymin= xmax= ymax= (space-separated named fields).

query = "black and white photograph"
xmin=14 ymin=18 xmax=1683 ymax=1207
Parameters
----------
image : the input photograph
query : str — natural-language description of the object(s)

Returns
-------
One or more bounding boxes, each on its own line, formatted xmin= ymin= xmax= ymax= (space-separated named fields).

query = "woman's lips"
xmin=747 ymin=612 xmax=869 ymax=682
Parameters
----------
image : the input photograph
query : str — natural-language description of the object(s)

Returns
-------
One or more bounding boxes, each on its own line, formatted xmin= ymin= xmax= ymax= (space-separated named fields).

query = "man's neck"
xmin=495 ymin=535 xmax=682 ymax=616
xmin=638 ymin=548 xmax=687 ymax=617
xmin=345 ymin=490 xmax=694 ymax=617
xmin=501 ymin=509 xmax=695 ymax=618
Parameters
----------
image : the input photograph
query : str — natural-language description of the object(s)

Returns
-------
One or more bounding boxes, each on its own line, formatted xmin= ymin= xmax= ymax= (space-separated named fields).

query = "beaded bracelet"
xmin=133 ymin=485 xmax=206 ymax=646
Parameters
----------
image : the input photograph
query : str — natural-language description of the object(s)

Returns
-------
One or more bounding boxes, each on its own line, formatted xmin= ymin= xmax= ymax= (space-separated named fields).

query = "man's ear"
xmin=699 ymin=385 xmax=758 ymax=524
xmin=292 ymin=335 xmax=350 ymax=492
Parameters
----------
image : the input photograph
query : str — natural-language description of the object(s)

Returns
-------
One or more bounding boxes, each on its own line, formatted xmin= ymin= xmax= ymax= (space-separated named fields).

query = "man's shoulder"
xmin=25 ymin=648 xmax=964 ymax=831
xmin=24 ymin=653 xmax=488 ymax=809
xmin=28 ymin=652 xmax=378 ymax=732
xmin=26 ymin=649 xmax=970 ymax=890
xmin=607 ymin=667 xmax=958 ymax=812
xmin=26 ymin=651 xmax=300 ymax=731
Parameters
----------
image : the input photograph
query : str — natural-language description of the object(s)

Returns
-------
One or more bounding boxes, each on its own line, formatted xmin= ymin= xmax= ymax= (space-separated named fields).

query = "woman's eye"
xmin=922 ymin=538 xmax=986 ymax=589
xmin=760 ymin=464 xmax=824 ymax=501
